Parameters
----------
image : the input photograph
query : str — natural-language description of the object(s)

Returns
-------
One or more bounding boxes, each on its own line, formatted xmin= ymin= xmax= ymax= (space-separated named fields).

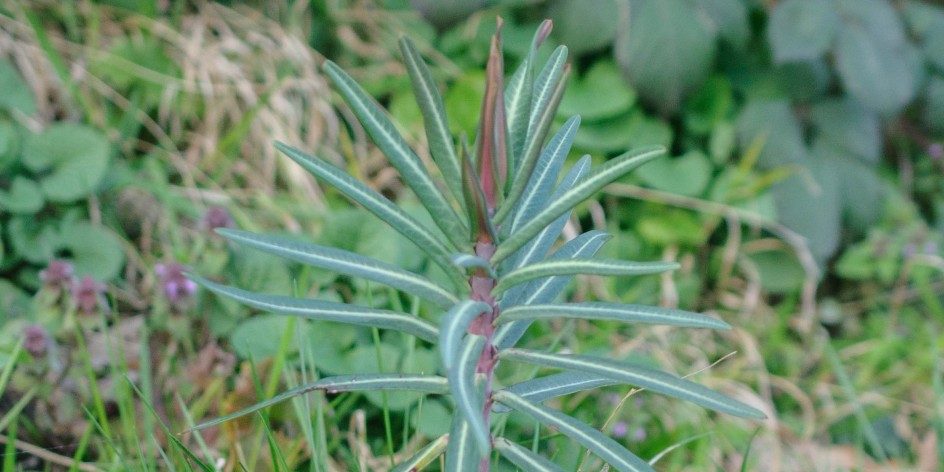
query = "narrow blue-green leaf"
xmin=445 ymin=410 xmax=480 ymax=470
xmin=493 ymin=372 xmax=617 ymax=413
xmin=217 ymin=229 xmax=458 ymax=309
xmin=451 ymin=253 xmax=496 ymax=278
xmin=495 ymin=258 xmax=678 ymax=294
xmin=440 ymin=301 xmax=491 ymax=369
xmin=493 ymin=145 xmax=665 ymax=264
xmin=191 ymin=276 xmax=439 ymax=342
xmin=493 ymin=390 xmax=653 ymax=472
xmin=398 ymin=38 xmax=464 ymax=209
xmin=501 ymin=349 xmax=766 ymax=419
xmin=275 ymin=141 xmax=465 ymax=288
xmin=495 ymin=230 xmax=611 ymax=350
xmin=507 ymin=115 xmax=580 ymax=235
xmin=390 ymin=434 xmax=449 ymax=472
xmin=493 ymin=437 xmax=566 ymax=472
xmin=185 ymin=374 xmax=448 ymax=433
xmin=498 ymin=303 xmax=731 ymax=330
xmin=505 ymin=156 xmax=591 ymax=272
xmin=505 ymin=19 xmax=551 ymax=178
xmin=495 ymin=47 xmax=570 ymax=226
xmin=323 ymin=61 xmax=470 ymax=249
xmin=449 ymin=335 xmax=489 ymax=456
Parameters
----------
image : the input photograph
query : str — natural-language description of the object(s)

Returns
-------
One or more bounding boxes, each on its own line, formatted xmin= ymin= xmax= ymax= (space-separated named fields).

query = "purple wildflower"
xmin=201 ymin=206 xmax=234 ymax=233
xmin=612 ymin=421 xmax=629 ymax=438
xmin=39 ymin=259 xmax=74 ymax=289
xmin=632 ymin=427 xmax=646 ymax=442
xmin=929 ymin=143 xmax=943 ymax=160
xmin=155 ymin=262 xmax=197 ymax=303
xmin=72 ymin=275 xmax=106 ymax=314
xmin=24 ymin=325 xmax=48 ymax=358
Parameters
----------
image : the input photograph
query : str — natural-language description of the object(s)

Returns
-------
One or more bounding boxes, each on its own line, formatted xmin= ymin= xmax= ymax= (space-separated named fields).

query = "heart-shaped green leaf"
xmin=22 ymin=123 xmax=111 ymax=203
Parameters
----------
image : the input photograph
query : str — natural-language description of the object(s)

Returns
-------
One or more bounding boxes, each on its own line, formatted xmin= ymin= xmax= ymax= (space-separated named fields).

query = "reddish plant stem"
xmin=469 ymin=241 xmax=498 ymax=472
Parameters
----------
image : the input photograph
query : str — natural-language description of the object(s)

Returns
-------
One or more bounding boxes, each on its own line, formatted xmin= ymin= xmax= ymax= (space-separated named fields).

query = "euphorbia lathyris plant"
xmin=189 ymin=19 xmax=764 ymax=471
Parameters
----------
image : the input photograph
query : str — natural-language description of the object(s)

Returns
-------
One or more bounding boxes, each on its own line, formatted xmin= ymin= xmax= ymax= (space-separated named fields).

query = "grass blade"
xmin=399 ymin=38 xmax=464 ymax=210
xmin=493 ymin=146 xmax=665 ymax=264
xmin=494 ymin=258 xmax=679 ymax=294
xmin=191 ymin=275 xmax=439 ymax=342
xmin=500 ymin=349 xmax=766 ymax=419
xmin=217 ymin=229 xmax=459 ymax=309
xmin=390 ymin=434 xmax=449 ymax=472
xmin=185 ymin=374 xmax=448 ymax=433
xmin=498 ymin=303 xmax=731 ymax=330
xmin=323 ymin=61 xmax=470 ymax=249
xmin=274 ymin=141 xmax=465 ymax=287
xmin=493 ymin=390 xmax=653 ymax=472
xmin=439 ymin=301 xmax=492 ymax=369
xmin=493 ymin=372 xmax=617 ymax=413
xmin=449 ymin=335 xmax=489 ymax=456
xmin=493 ymin=437 xmax=566 ymax=472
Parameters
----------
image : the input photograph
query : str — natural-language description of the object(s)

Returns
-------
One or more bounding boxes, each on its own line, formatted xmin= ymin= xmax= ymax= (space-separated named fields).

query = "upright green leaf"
xmin=217 ymin=229 xmax=459 ymax=308
xmin=391 ymin=434 xmax=449 ymax=472
xmin=493 ymin=437 xmax=566 ymax=472
xmin=399 ymin=37 xmax=465 ymax=210
xmin=449 ymin=335 xmax=489 ymax=456
xmin=493 ymin=146 xmax=664 ymax=265
xmin=323 ymin=61 xmax=470 ymax=248
xmin=275 ymin=141 xmax=465 ymax=287
xmin=501 ymin=349 xmax=766 ymax=419
xmin=192 ymin=276 xmax=440 ymax=342
xmin=445 ymin=414 xmax=480 ymax=470
xmin=498 ymin=303 xmax=731 ymax=330
xmin=493 ymin=390 xmax=653 ymax=472
xmin=440 ymin=301 xmax=491 ymax=369
xmin=494 ymin=258 xmax=678 ymax=295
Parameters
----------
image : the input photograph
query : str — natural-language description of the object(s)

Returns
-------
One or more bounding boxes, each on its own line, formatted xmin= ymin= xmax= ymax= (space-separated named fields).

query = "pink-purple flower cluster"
xmin=40 ymin=259 xmax=107 ymax=314
xmin=155 ymin=262 xmax=197 ymax=303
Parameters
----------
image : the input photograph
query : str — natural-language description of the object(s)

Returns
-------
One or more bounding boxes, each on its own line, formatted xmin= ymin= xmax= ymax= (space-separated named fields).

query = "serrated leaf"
xmin=191 ymin=276 xmax=440 ymax=342
xmin=445 ymin=414 xmax=480 ymax=470
xmin=274 ymin=142 xmax=464 ymax=288
xmin=493 ymin=390 xmax=653 ymax=472
xmin=493 ymin=437 xmax=566 ymax=472
xmin=498 ymin=303 xmax=730 ymax=330
xmin=493 ymin=372 xmax=617 ymax=413
xmin=495 ymin=230 xmax=611 ymax=350
xmin=493 ymin=146 xmax=664 ymax=265
xmin=186 ymin=374 xmax=448 ymax=433
xmin=391 ymin=434 xmax=449 ymax=472
xmin=217 ymin=229 xmax=459 ymax=309
xmin=767 ymin=0 xmax=840 ymax=62
xmin=494 ymin=258 xmax=677 ymax=295
xmin=399 ymin=37 xmax=465 ymax=210
xmin=449 ymin=335 xmax=489 ymax=457
xmin=507 ymin=115 xmax=580 ymax=235
xmin=500 ymin=349 xmax=766 ymax=419
xmin=322 ymin=61 xmax=470 ymax=248
xmin=439 ymin=301 xmax=491 ymax=369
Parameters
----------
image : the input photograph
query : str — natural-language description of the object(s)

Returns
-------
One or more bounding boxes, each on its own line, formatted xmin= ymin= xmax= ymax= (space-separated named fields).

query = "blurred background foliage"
xmin=0 ymin=0 xmax=943 ymax=470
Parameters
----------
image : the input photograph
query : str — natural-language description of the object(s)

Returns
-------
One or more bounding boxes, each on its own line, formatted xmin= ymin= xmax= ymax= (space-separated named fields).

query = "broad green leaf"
xmin=449 ymin=335 xmax=489 ymax=456
xmin=346 ymin=344 xmax=439 ymax=411
xmin=572 ymin=110 xmax=673 ymax=153
xmin=747 ymin=250 xmax=806 ymax=294
xmin=493 ymin=437 xmax=566 ymax=472
xmin=274 ymin=142 xmax=465 ymax=287
xmin=445 ymin=414 xmax=480 ymax=470
xmin=495 ymin=230 xmax=611 ymax=350
xmin=193 ymin=276 xmax=439 ymax=342
xmin=558 ymin=61 xmax=635 ymax=121
xmin=0 ymin=59 xmax=36 ymax=115
xmin=7 ymin=216 xmax=57 ymax=263
xmin=493 ymin=390 xmax=653 ymax=472
xmin=493 ymin=372 xmax=617 ymax=413
xmin=217 ymin=229 xmax=459 ymax=309
xmin=440 ymin=301 xmax=491 ymax=369
xmin=507 ymin=115 xmax=580 ymax=235
xmin=498 ymin=303 xmax=731 ymax=330
xmin=816 ymin=139 xmax=883 ymax=233
xmin=809 ymin=99 xmax=881 ymax=164
xmin=391 ymin=434 xmax=449 ymax=472
xmin=615 ymin=0 xmax=716 ymax=115
xmin=546 ymin=0 xmax=618 ymax=55
xmin=771 ymin=147 xmax=841 ymax=262
xmin=500 ymin=349 xmax=766 ymax=419
xmin=322 ymin=61 xmax=470 ymax=248
xmin=494 ymin=258 xmax=677 ymax=295
xmin=229 ymin=314 xmax=312 ymax=360
xmin=58 ymin=223 xmax=125 ymax=282
xmin=635 ymin=150 xmax=712 ymax=197
xmin=22 ymin=123 xmax=110 ymax=203
xmin=926 ymin=76 xmax=944 ymax=133
xmin=698 ymin=0 xmax=749 ymax=47
xmin=736 ymin=99 xmax=807 ymax=169
xmin=492 ymin=145 xmax=664 ymax=265
xmin=835 ymin=22 xmax=915 ymax=116
xmin=767 ymin=0 xmax=840 ymax=62
xmin=496 ymin=47 xmax=570 ymax=225
xmin=0 ymin=177 xmax=43 ymax=214
xmin=186 ymin=374 xmax=448 ymax=433
xmin=399 ymin=38 xmax=465 ymax=210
